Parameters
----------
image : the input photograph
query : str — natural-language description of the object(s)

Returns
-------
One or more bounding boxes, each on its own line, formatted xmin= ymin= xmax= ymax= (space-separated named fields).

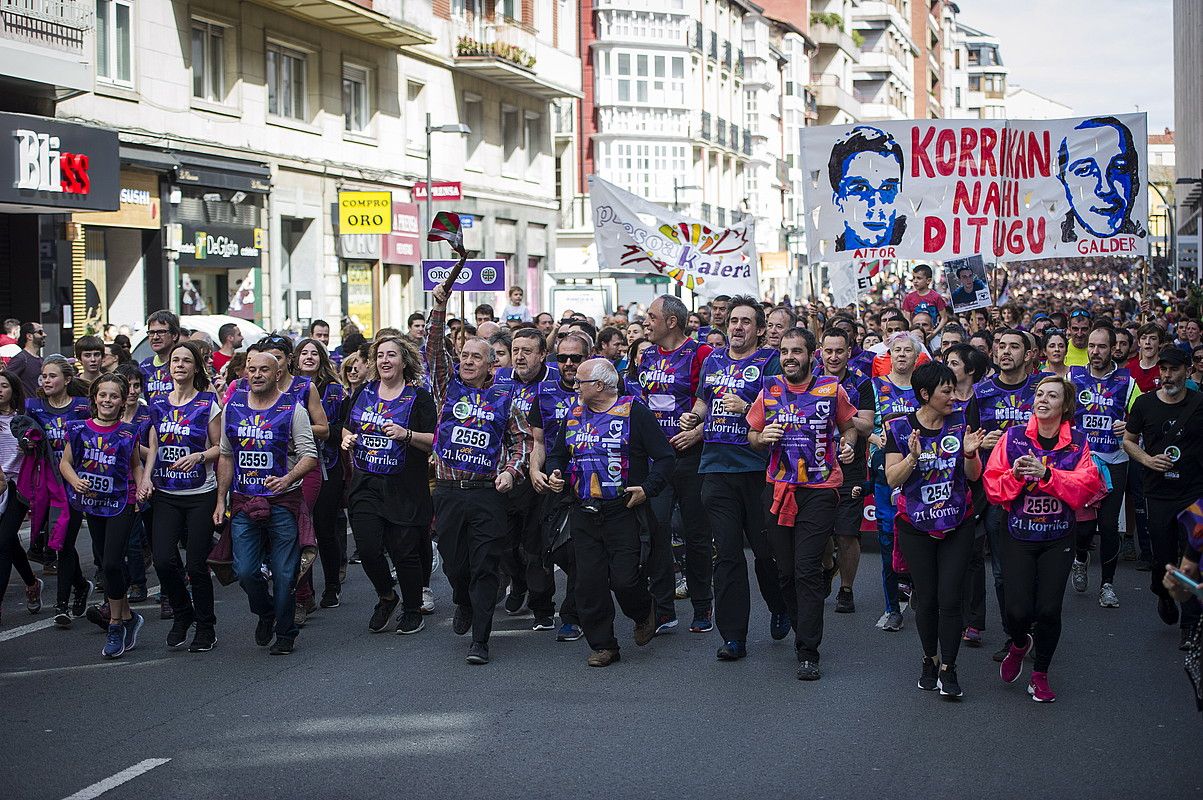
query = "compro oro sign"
xmin=421 ymin=260 xmax=506 ymax=292
xmin=338 ymin=191 xmax=392 ymax=234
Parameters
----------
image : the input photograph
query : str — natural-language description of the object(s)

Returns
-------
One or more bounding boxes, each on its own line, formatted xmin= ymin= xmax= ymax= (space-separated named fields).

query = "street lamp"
xmin=424 ymin=113 xmax=471 ymax=258
xmin=672 ymin=179 xmax=700 ymax=213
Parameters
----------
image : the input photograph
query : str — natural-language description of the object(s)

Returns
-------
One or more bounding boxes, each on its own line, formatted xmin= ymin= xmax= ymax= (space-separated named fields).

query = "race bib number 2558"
xmin=452 ymin=426 xmax=490 ymax=449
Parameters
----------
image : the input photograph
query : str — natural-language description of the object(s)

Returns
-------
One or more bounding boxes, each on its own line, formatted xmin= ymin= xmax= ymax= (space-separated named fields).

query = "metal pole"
xmin=425 ymin=112 xmax=433 ymax=262
xmin=673 ymin=178 xmax=680 ymax=212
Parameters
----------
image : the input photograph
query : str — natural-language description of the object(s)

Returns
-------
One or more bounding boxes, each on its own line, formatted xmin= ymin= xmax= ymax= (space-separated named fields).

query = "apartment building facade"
xmin=37 ymin=0 xmax=578 ymax=337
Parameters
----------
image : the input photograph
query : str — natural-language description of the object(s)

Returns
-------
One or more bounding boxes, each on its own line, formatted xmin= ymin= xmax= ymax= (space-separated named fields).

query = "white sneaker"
xmin=1099 ymin=583 xmax=1120 ymax=608
xmin=674 ymin=575 xmax=689 ymax=600
xmin=420 ymin=587 xmax=435 ymax=614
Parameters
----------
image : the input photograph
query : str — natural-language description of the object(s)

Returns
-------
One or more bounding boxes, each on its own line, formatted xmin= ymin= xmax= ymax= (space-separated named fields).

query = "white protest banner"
xmin=589 ymin=176 xmax=758 ymax=299
xmin=828 ymin=260 xmax=879 ymax=308
xmin=799 ymin=114 xmax=1148 ymax=264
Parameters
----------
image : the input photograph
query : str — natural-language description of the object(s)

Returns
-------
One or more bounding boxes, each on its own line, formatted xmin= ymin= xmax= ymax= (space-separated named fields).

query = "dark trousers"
xmin=351 ymin=512 xmax=424 ymax=610
xmin=434 ymin=485 xmax=506 ymax=644
xmin=767 ymin=487 xmax=838 ymax=662
xmin=0 ymin=484 xmax=34 ymax=600
xmin=123 ymin=510 xmax=148 ymax=589
xmin=572 ymin=500 xmax=653 ymax=651
xmin=982 ymin=504 xmax=1008 ymax=631
xmin=1147 ymin=495 xmax=1203 ymax=632
xmin=1075 ymin=460 xmax=1126 ymax=584
xmin=897 ymin=518 xmax=975 ymax=666
xmin=54 ymin=507 xmax=87 ymax=607
xmin=703 ymin=472 xmax=785 ymax=642
xmin=551 ymin=541 xmax=580 ymax=626
xmin=88 ymin=509 xmax=138 ymax=603
xmin=151 ymin=490 xmax=217 ymax=628
xmin=420 ymin=526 xmax=433 ymax=587
xmin=999 ymin=533 xmax=1075 ymax=672
xmin=297 ymin=471 xmax=346 ymax=603
xmin=648 ymin=452 xmax=713 ymax=618
xmin=961 ymin=528 xmax=987 ymax=631
xmin=502 ymin=484 xmax=556 ymax=617
xmin=1126 ymin=461 xmax=1151 ymax=558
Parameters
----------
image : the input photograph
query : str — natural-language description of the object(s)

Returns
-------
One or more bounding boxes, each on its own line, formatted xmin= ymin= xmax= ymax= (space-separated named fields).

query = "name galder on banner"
xmin=799 ymin=114 xmax=1149 ymax=264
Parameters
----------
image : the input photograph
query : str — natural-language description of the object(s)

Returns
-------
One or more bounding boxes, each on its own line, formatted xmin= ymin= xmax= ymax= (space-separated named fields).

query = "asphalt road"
xmin=1 ymin=533 xmax=1197 ymax=800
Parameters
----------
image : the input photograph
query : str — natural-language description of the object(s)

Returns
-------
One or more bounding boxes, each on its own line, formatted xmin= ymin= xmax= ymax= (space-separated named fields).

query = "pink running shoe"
xmin=1000 ymin=634 xmax=1032 ymax=684
xmin=1027 ymin=671 xmax=1056 ymax=702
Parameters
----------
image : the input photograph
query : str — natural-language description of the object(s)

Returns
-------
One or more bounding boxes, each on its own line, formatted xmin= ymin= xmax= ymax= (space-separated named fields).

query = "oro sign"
xmin=421 ymin=259 xmax=506 ymax=292
xmin=338 ymin=191 xmax=392 ymax=234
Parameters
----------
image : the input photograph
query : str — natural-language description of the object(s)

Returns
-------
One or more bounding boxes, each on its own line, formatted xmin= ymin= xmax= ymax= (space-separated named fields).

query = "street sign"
xmin=459 ymin=214 xmax=474 ymax=228
xmin=338 ymin=191 xmax=391 ymax=234
xmin=412 ymin=181 xmax=463 ymax=202
xmin=422 ymin=259 xmax=505 ymax=292
xmin=635 ymin=274 xmax=670 ymax=285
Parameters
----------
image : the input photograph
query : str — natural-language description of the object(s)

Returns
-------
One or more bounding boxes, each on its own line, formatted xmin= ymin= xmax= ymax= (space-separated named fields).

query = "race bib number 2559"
xmin=238 ymin=450 xmax=273 ymax=470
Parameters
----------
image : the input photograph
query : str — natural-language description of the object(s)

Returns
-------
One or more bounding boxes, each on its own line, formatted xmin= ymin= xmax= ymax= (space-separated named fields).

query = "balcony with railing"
xmin=700 ymin=111 xmax=712 ymax=141
xmin=810 ymin=16 xmax=860 ymax=59
xmin=255 ymin=0 xmax=434 ymax=48
xmin=708 ymin=31 xmax=718 ymax=60
xmin=452 ymin=18 xmax=582 ymax=98
xmin=716 ymin=118 xmax=727 ymax=147
xmin=692 ymin=20 xmax=702 ymax=50
xmin=0 ymin=0 xmax=94 ymax=94
xmin=742 ymin=130 xmax=752 ymax=156
xmin=810 ymin=73 xmax=862 ymax=120
xmin=598 ymin=106 xmax=692 ymax=138
xmin=722 ymin=40 xmax=732 ymax=68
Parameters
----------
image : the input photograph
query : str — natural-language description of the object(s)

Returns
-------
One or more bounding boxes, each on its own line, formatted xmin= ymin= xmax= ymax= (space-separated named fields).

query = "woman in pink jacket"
xmin=983 ymin=375 xmax=1107 ymax=703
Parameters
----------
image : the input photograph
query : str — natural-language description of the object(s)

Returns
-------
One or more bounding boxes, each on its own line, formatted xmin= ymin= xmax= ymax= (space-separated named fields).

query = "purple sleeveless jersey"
xmin=348 ymin=382 xmax=417 ymax=475
xmin=224 ymin=389 xmax=297 ymax=496
xmin=762 ymin=375 xmax=842 ymax=486
xmin=974 ymin=375 xmax=1040 ymax=436
xmin=888 ymin=415 xmax=971 ymax=536
xmin=140 ymin=356 xmax=174 ymax=400
xmin=1002 ymin=426 xmax=1088 ymax=541
xmin=639 ymin=340 xmax=700 ymax=438
xmin=434 ymin=377 xmax=514 ymax=477
xmin=1069 ymin=366 xmax=1129 ymax=457
xmin=536 ymin=381 xmax=576 ymax=449
xmin=149 ymin=392 xmax=216 ymax=491
xmin=873 ymin=376 xmax=919 ymax=422
xmin=564 ymin=397 xmax=634 ymax=501
xmin=318 ymin=381 xmax=346 ymax=471
xmin=65 ymin=419 xmax=139 ymax=516
xmin=700 ymin=347 xmax=775 ymax=446
xmin=26 ymin=396 xmax=91 ymax=459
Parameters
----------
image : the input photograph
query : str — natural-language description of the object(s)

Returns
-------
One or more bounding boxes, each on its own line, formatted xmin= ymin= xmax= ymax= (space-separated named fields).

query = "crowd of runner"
xmin=0 ymin=267 xmax=1201 ymax=703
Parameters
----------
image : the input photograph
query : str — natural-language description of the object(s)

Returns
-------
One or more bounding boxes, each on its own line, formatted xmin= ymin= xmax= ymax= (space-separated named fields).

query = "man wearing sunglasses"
xmin=140 ymin=310 xmax=182 ymax=400
xmin=527 ymin=333 xmax=593 ymax=640
xmin=1065 ymin=309 xmax=1092 ymax=368
xmin=494 ymin=328 xmax=561 ymax=626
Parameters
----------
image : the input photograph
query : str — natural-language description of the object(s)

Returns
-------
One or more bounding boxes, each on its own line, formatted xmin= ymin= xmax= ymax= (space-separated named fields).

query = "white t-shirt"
xmin=503 ymin=304 xmax=532 ymax=323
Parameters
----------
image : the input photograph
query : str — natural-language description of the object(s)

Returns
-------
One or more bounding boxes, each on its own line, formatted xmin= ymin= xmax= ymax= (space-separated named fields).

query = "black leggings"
xmin=897 ymin=518 xmax=975 ymax=666
xmin=0 ymin=483 xmax=34 ymax=599
xmin=351 ymin=512 xmax=424 ymax=611
xmin=1074 ymin=460 xmax=1126 ymax=585
xmin=311 ymin=468 xmax=346 ymax=590
xmin=1000 ymin=533 xmax=1074 ymax=672
xmin=88 ymin=508 xmax=138 ymax=602
xmin=420 ymin=525 xmax=433 ymax=587
xmin=151 ymin=490 xmax=217 ymax=627
xmin=54 ymin=507 xmax=87 ymax=607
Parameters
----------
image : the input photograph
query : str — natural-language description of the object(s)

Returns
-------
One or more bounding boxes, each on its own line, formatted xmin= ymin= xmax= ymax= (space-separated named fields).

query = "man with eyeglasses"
xmin=140 ymin=310 xmax=182 ymax=400
xmin=7 ymin=322 xmax=46 ymax=396
xmin=1123 ymin=346 xmax=1203 ymax=649
xmin=544 ymin=358 xmax=675 ymax=667
xmin=494 ymin=328 xmax=561 ymax=628
xmin=1065 ymin=309 xmax=1092 ymax=368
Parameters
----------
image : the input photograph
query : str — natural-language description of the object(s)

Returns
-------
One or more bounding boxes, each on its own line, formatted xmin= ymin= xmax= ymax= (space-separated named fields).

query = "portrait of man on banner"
xmin=828 ymin=125 xmax=907 ymax=251
xmin=1057 ymin=116 xmax=1148 ymax=243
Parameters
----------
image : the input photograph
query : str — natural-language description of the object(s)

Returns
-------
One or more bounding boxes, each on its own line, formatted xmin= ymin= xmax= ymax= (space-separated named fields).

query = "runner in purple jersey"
xmin=140 ymin=342 xmax=222 ymax=652
xmin=885 ymin=362 xmax=985 ymax=699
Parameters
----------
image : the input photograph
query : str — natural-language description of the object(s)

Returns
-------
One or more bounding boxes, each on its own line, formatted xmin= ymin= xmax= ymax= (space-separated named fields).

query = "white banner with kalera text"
xmin=799 ymin=113 xmax=1148 ymax=264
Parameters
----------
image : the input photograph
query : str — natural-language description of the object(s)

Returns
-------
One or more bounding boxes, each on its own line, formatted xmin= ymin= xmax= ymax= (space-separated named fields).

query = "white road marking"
xmin=2 ymin=658 xmax=169 ymax=678
xmin=61 ymin=758 xmax=170 ymax=800
xmin=0 ymin=585 xmax=160 ymax=643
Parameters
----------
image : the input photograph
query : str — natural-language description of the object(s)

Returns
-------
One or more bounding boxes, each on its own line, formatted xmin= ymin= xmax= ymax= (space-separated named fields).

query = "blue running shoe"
xmin=770 ymin=611 xmax=791 ymax=641
xmin=102 ymin=623 xmax=126 ymax=659
xmin=716 ymin=640 xmax=747 ymax=660
xmin=123 ymin=612 xmax=145 ymax=652
xmin=556 ymin=623 xmax=583 ymax=642
xmin=688 ymin=608 xmax=714 ymax=633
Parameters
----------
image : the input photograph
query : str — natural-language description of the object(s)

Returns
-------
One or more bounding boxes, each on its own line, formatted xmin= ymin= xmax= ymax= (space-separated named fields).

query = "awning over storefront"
xmin=174 ymin=153 xmax=272 ymax=194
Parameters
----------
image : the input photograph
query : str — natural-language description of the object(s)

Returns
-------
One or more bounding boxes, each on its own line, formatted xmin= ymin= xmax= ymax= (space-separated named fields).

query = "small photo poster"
xmin=944 ymin=255 xmax=992 ymax=312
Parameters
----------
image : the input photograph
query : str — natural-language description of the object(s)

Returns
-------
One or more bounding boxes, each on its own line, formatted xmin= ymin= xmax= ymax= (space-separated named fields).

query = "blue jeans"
xmin=874 ymin=476 xmax=899 ymax=614
xmin=231 ymin=505 xmax=300 ymax=640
